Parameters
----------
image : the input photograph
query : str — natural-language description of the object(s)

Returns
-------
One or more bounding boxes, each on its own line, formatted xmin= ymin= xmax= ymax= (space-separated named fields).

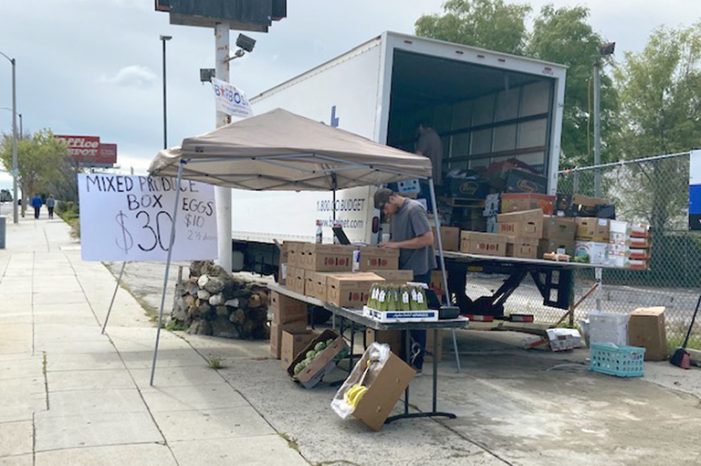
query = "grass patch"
xmin=165 ymin=320 xmax=188 ymax=332
xmin=207 ymin=357 xmax=224 ymax=370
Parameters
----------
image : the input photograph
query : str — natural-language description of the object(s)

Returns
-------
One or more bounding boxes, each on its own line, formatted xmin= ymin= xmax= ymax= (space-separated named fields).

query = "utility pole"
xmin=214 ymin=23 xmax=232 ymax=271
xmin=593 ymin=59 xmax=602 ymax=197
xmin=160 ymin=35 xmax=172 ymax=149
xmin=0 ymin=52 xmax=18 ymax=224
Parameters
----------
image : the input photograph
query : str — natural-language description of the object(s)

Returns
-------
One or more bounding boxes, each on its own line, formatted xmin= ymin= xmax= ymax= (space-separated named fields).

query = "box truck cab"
xmin=231 ymin=31 xmax=566 ymax=274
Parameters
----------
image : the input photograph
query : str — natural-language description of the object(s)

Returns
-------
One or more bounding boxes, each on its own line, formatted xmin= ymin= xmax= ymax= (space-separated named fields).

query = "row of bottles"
xmin=367 ymin=284 xmax=428 ymax=312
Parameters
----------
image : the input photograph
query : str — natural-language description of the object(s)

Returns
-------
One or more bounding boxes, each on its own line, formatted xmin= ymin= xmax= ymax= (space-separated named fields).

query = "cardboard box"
xmin=574 ymin=241 xmax=609 ymax=265
xmin=355 ymin=247 xmax=399 ymax=271
xmin=270 ymin=322 xmax=281 ymax=359
xmin=284 ymin=241 xmax=306 ymax=268
xmin=504 ymin=169 xmax=547 ymax=194
xmin=300 ymin=244 xmax=354 ymax=272
xmin=543 ymin=216 xmax=576 ymax=242
xmin=430 ymin=270 xmax=445 ymax=299
xmin=304 ymin=271 xmax=331 ymax=301
xmin=365 ymin=329 xmax=403 ymax=357
xmin=431 ymin=226 xmax=461 ymax=252
xmin=460 ymin=231 xmax=509 ymax=256
xmin=546 ymin=328 xmax=582 ymax=352
xmin=325 ymin=272 xmax=384 ymax=308
xmin=287 ymin=329 xmax=348 ymax=388
xmin=575 ymin=217 xmax=610 ymax=241
xmin=373 ymin=269 xmax=413 ymax=284
xmin=507 ymin=239 xmax=539 ymax=259
xmin=497 ymin=209 xmax=544 ymax=239
xmin=352 ymin=351 xmax=415 ymax=431
xmin=285 ymin=266 xmax=306 ymax=295
xmin=628 ymin=307 xmax=668 ymax=361
xmin=538 ymin=239 xmax=575 ymax=257
xmin=280 ymin=330 xmax=317 ymax=369
xmin=270 ymin=291 xmax=308 ymax=325
xmin=501 ymin=193 xmax=556 ymax=215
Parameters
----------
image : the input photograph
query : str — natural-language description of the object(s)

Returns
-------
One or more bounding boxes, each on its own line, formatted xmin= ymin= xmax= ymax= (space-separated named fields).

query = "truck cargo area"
xmin=386 ymin=49 xmax=555 ymax=176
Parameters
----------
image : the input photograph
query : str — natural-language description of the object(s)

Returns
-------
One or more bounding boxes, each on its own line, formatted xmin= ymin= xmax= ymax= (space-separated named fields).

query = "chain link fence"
xmin=484 ymin=151 xmax=701 ymax=349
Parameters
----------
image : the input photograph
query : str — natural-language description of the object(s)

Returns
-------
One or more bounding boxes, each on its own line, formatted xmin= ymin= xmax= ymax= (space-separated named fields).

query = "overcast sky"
xmin=1 ymin=0 xmax=700 ymax=190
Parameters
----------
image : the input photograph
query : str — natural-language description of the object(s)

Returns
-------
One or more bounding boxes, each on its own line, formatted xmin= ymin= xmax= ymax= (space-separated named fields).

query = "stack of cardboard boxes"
xmin=281 ymin=242 xmax=406 ymax=309
xmin=628 ymin=223 xmax=652 ymax=270
xmin=269 ymin=291 xmax=318 ymax=368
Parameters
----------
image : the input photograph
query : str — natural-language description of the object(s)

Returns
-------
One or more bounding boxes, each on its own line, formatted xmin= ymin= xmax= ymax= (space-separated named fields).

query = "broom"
xmin=670 ymin=294 xmax=701 ymax=369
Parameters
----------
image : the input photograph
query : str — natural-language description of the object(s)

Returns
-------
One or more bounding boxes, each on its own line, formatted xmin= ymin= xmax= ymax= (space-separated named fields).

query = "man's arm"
xmin=381 ymin=230 xmax=434 ymax=250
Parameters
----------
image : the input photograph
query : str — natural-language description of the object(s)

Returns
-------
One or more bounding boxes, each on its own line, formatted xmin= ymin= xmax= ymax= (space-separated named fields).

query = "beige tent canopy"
xmin=148 ymin=108 xmax=432 ymax=190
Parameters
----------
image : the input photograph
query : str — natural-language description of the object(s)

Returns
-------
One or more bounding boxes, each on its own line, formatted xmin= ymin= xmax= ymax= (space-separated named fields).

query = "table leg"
xmin=404 ymin=329 xmax=410 ymax=415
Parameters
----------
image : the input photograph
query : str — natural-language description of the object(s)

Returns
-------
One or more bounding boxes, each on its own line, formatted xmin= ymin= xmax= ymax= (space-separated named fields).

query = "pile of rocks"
xmin=170 ymin=260 xmax=270 ymax=339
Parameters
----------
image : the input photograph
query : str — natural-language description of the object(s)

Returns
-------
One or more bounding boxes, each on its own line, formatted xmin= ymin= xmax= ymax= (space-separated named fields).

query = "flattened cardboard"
xmin=352 ymin=352 xmax=415 ymax=431
xmin=325 ymin=272 xmax=384 ymax=308
xmin=356 ymin=247 xmax=399 ymax=271
xmin=497 ymin=209 xmax=544 ymax=239
xmin=628 ymin=307 xmax=668 ymax=361
xmin=460 ymin=231 xmax=509 ymax=256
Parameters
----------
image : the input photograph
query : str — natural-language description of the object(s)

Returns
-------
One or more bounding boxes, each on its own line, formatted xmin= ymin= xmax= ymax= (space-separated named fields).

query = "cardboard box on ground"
xmin=280 ymin=330 xmax=318 ymax=368
xmin=269 ymin=291 xmax=308 ymax=359
xmin=628 ymin=307 xmax=668 ymax=361
xmin=286 ymin=329 xmax=348 ymax=389
xmin=350 ymin=351 xmax=415 ymax=431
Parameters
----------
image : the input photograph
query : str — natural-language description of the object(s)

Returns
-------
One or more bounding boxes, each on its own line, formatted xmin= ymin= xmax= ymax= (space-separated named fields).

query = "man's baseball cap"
xmin=373 ymin=188 xmax=393 ymax=209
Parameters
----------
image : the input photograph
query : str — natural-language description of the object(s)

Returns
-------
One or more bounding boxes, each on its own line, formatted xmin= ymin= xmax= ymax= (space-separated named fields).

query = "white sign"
xmin=78 ymin=174 xmax=218 ymax=261
xmin=691 ymin=150 xmax=701 ymax=185
xmin=211 ymin=78 xmax=253 ymax=118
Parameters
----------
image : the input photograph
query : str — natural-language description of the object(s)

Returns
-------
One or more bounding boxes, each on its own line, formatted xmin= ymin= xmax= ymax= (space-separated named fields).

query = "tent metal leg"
xmin=150 ymin=161 xmax=186 ymax=386
xmin=427 ymin=178 xmax=461 ymax=372
xmin=101 ymin=261 xmax=127 ymax=335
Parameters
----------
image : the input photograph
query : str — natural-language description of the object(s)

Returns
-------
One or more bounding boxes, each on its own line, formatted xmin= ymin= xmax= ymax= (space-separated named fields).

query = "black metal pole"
xmin=160 ymin=35 xmax=172 ymax=150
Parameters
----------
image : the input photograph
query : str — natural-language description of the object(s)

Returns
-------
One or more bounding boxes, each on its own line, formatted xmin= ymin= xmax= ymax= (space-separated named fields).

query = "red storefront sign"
xmin=55 ymin=135 xmax=117 ymax=166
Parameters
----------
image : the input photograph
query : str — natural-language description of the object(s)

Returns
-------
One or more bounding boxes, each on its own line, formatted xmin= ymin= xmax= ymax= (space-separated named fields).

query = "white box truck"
xmin=232 ymin=31 xmax=566 ymax=274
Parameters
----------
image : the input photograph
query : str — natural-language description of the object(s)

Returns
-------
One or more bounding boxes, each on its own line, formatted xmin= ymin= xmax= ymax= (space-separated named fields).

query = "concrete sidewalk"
xmin=4 ymin=209 xmax=701 ymax=466
xmin=0 ymin=213 xmax=307 ymax=465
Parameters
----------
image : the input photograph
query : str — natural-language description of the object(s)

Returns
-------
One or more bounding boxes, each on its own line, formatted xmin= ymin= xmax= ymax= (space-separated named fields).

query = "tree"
xmin=415 ymin=0 xmax=530 ymax=55
xmin=527 ymin=5 xmax=619 ymax=167
xmin=613 ymin=22 xmax=701 ymax=231
xmin=0 ymin=129 xmax=70 ymax=215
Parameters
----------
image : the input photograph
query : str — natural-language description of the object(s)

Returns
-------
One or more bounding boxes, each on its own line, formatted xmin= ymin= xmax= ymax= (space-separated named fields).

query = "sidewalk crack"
xmin=42 ymin=351 xmax=49 ymax=410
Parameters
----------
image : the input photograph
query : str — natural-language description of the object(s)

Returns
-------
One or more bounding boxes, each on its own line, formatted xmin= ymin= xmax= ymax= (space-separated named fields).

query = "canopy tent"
xmin=145 ymin=108 xmax=457 ymax=385
xmin=149 ymin=108 xmax=432 ymax=190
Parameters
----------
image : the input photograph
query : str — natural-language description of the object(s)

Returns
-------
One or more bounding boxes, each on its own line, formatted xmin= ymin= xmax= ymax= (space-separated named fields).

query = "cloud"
xmin=99 ymin=65 xmax=158 ymax=88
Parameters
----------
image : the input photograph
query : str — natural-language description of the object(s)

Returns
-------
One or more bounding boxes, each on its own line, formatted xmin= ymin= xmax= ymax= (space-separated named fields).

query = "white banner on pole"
xmin=211 ymin=78 xmax=253 ymax=118
xmin=78 ymin=174 xmax=218 ymax=261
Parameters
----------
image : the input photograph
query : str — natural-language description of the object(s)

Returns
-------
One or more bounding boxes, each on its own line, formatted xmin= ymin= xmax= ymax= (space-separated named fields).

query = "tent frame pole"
xmin=427 ymin=178 xmax=461 ymax=372
xmin=101 ymin=261 xmax=127 ymax=334
xmin=150 ymin=160 xmax=186 ymax=386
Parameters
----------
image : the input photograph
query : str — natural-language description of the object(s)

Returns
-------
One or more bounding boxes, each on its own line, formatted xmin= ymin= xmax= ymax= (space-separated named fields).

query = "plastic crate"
xmin=590 ymin=343 xmax=645 ymax=377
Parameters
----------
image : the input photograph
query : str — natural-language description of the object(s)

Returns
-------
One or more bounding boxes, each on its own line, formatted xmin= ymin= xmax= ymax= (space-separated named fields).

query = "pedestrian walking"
xmin=46 ymin=195 xmax=56 ymax=219
xmin=31 ymin=194 xmax=43 ymax=219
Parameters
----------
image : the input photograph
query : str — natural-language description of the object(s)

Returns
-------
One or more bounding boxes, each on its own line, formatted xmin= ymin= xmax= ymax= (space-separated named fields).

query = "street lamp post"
xmin=593 ymin=41 xmax=615 ymax=197
xmin=0 ymin=51 xmax=18 ymax=224
xmin=160 ymin=35 xmax=172 ymax=150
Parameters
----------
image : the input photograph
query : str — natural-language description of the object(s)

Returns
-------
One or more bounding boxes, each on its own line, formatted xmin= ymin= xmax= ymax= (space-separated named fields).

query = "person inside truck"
xmin=415 ymin=120 xmax=444 ymax=211
xmin=374 ymin=187 xmax=436 ymax=373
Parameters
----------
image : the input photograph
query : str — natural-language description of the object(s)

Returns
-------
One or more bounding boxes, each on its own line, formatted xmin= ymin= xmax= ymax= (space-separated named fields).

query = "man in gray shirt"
xmin=374 ymin=188 xmax=436 ymax=372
